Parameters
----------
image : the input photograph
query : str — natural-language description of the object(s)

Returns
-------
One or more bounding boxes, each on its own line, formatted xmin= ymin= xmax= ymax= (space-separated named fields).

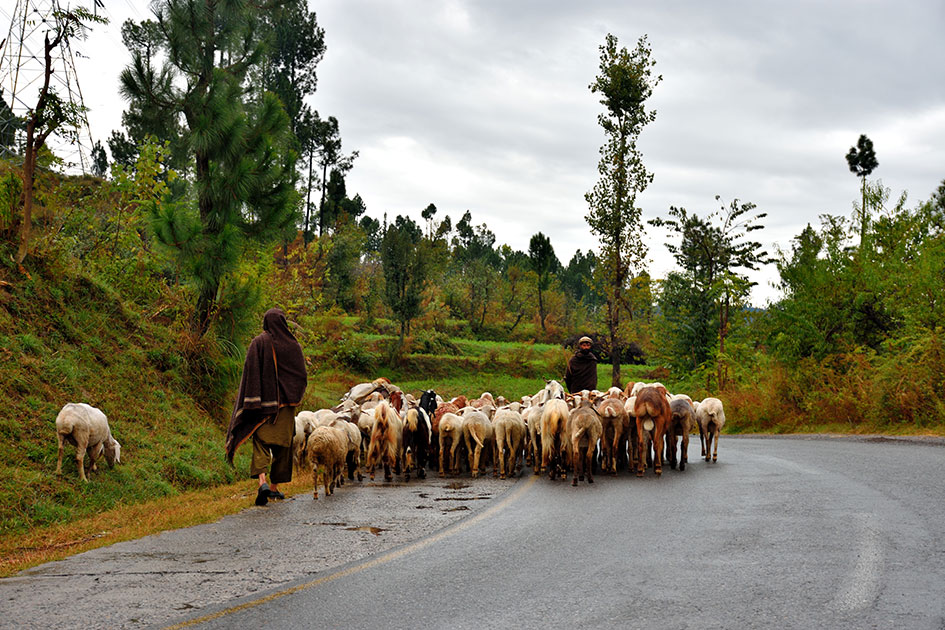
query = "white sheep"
xmin=695 ymin=397 xmax=726 ymax=463
xmin=492 ymin=403 xmax=526 ymax=479
xmin=55 ymin=403 xmax=121 ymax=482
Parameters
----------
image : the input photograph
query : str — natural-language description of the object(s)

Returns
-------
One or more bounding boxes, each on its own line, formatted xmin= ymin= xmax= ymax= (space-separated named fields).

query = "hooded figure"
xmin=225 ymin=308 xmax=307 ymax=505
xmin=564 ymin=336 xmax=599 ymax=393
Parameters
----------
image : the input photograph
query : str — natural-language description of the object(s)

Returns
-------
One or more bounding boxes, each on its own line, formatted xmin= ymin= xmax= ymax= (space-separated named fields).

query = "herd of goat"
xmin=51 ymin=378 xmax=727 ymax=499
xmin=298 ymin=378 xmax=727 ymax=499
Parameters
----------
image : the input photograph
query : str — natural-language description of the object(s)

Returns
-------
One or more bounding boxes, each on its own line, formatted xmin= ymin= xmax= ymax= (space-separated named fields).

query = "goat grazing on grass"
xmin=696 ymin=397 xmax=726 ymax=463
xmin=307 ymin=426 xmax=347 ymax=499
xmin=55 ymin=403 xmax=121 ymax=482
xmin=365 ymin=401 xmax=404 ymax=482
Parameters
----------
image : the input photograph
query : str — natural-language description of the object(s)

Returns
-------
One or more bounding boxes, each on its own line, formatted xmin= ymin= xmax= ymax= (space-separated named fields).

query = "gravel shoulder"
xmin=0 ymin=474 xmax=520 ymax=630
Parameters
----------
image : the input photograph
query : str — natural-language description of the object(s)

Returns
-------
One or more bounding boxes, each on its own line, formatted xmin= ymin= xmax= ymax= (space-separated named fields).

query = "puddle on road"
xmin=433 ymin=496 xmax=492 ymax=501
xmin=441 ymin=506 xmax=470 ymax=512
xmin=345 ymin=526 xmax=388 ymax=536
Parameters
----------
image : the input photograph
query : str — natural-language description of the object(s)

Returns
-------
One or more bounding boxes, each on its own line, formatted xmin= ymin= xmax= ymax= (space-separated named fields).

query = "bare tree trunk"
xmin=609 ymin=297 xmax=621 ymax=388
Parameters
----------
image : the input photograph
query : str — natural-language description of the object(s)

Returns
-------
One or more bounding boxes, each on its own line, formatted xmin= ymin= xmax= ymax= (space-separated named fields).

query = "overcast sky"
xmin=69 ymin=0 xmax=945 ymax=305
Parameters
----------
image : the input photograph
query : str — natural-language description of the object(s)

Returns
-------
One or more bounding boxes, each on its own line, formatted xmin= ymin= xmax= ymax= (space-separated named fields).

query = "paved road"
xmin=4 ymin=436 xmax=945 ymax=629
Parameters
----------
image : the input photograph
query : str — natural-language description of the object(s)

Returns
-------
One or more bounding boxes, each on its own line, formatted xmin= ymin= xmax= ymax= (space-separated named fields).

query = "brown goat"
xmin=595 ymin=395 xmax=628 ymax=475
xmin=633 ymin=385 xmax=671 ymax=476
xmin=666 ymin=398 xmax=694 ymax=471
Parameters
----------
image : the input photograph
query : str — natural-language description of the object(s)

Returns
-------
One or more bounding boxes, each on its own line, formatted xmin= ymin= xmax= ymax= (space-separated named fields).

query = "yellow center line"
xmin=163 ymin=474 xmax=538 ymax=629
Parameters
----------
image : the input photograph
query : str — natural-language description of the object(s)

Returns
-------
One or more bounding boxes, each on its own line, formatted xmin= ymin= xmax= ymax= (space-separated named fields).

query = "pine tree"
xmin=120 ymin=0 xmax=299 ymax=334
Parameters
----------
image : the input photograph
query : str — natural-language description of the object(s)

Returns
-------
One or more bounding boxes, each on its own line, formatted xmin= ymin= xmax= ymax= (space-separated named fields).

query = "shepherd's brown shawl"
xmin=225 ymin=308 xmax=307 ymax=463
xmin=564 ymin=349 xmax=599 ymax=393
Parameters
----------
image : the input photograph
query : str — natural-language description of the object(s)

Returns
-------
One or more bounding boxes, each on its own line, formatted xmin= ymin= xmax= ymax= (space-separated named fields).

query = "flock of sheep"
xmin=51 ymin=378 xmax=726 ymax=500
xmin=298 ymin=377 xmax=727 ymax=498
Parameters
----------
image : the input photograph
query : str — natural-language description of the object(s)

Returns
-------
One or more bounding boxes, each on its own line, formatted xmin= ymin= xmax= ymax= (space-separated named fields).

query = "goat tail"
xmin=471 ymin=425 xmax=485 ymax=450
xmin=406 ymin=408 xmax=419 ymax=432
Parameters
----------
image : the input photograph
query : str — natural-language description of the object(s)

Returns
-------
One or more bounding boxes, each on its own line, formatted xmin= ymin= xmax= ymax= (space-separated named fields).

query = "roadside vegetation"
xmin=0 ymin=3 xmax=943 ymax=575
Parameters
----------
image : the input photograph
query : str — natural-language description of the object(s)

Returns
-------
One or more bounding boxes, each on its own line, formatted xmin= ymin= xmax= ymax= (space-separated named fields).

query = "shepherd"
xmin=564 ymin=335 xmax=598 ymax=393
xmin=225 ymin=308 xmax=308 ymax=506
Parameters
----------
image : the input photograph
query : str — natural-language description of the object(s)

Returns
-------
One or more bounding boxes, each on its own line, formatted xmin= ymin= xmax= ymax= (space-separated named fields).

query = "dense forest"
xmin=2 ymin=0 xmax=944 ymax=536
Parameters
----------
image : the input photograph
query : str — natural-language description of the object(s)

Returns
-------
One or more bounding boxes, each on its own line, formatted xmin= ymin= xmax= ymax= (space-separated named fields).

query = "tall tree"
xmin=421 ymin=203 xmax=437 ymax=239
xmin=305 ymin=112 xmax=358 ymax=236
xmin=528 ymin=231 xmax=560 ymax=331
xmin=256 ymin=0 xmax=325 ymax=131
xmin=121 ymin=0 xmax=299 ymax=335
xmin=90 ymin=140 xmax=108 ymax=177
xmin=585 ymin=33 xmax=660 ymax=386
xmin=651 ymin=197 xmax=771 ymax=386
xmin=381 ymin=215 xmax=427 ymax=340
xmin=108 ymin=19 xmax=187 ymax=170
xmin=845 ymin=134 xmax=879 ymax=243
xmin=15 ymin=7 xmax=106 ymax=263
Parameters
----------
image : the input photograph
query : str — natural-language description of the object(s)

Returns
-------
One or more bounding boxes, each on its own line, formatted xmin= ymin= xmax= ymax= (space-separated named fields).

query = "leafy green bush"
xmin=332 ymin=333 xmax=379 ymax=372
xmin=411 ymin=330 xmax=461 ymax=355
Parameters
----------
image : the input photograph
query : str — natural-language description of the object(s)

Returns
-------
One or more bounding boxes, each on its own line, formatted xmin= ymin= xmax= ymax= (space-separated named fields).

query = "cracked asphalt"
xmin=0 ymin=474 xmax=519 ymax=630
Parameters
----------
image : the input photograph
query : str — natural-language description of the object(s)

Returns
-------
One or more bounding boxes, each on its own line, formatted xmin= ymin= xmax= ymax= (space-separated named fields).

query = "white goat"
xmin=55 ymin=403 xmax=121 ymax=482
xmin=695 ymin=397 xmax=726 ymax=463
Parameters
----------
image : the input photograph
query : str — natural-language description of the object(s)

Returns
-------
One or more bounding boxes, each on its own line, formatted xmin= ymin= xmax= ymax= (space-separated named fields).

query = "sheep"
xmin=293 ymin=409 xmax=338 ymax=471
xmin=365 ymin=401 xmax=404 ymax=482
xmin=540 ymin=398 xmax=570 ymax=480
xmin=431 ymin=399 xmax=461 ymax=474
xmin=522 ymin=401 xmax=543 ymax=473
xmin=55 ymin=403 xmax=121 ymax=482
xmin=596 ymin=394 xmax=629 ymax=476
xmin=492 ymin=403 xmax=526 ymax=479
xmin=307 ymin=425 xmax=347 ymax=499
xmin=438 ymin=412 xmax=466 ymax=476
xmin=462 ymin=407 xmax=494 ymax=478
xmin=695 ymin=397 xmax=726 ymax=463
xmin=666 ymin=398 xmax=694 ymax=471
xmin=329 ymin=418 xmax=363 ymax=482
xmin=569 ymin=397 xmax=603 ymax=486
xmin=633 ymin=385 xmax=672 ymax=477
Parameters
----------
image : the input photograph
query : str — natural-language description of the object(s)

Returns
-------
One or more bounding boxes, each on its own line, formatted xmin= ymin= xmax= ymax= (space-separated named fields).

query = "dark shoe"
xmin=267 ymin=489 xmax=285 ymax=500
xmin=255 ymin=483 xmax=270 ymax=506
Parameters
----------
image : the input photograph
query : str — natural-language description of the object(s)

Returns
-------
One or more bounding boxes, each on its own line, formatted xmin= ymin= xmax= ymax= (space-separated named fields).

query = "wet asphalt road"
xmin=4 ymin=436 xmax=945 ymax=629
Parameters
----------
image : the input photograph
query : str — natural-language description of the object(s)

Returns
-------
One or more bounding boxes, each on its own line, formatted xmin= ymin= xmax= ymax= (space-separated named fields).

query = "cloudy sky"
xmin=68 ymin=0 xmax=945 ymax=305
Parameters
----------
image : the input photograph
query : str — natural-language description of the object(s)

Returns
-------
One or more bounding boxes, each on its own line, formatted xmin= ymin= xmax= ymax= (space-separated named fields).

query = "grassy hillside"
xmin=0 ymin=252 xmax=253 ymax=536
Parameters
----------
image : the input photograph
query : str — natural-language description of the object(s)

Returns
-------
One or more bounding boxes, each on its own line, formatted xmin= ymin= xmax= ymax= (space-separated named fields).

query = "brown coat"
xmin=225 ymin=308 xmax=307 ymax=463
xmin=564 ymin=349 xmax=599 ymax=393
